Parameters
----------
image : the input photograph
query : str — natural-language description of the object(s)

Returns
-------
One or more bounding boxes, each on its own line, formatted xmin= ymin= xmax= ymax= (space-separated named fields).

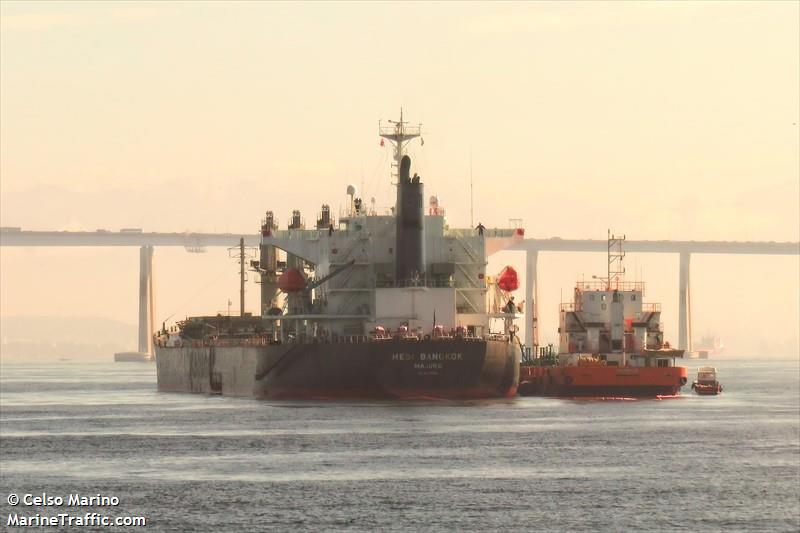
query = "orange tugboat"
xmin=519 ymin=232 xmax=688 ymax=398
xmin=692 ymin=366 xmax=723 ymax=395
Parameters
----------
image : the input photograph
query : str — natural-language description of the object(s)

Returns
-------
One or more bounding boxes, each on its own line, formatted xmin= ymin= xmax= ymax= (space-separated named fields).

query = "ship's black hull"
xmin=156 ymin=339 xmax=519 ymax=400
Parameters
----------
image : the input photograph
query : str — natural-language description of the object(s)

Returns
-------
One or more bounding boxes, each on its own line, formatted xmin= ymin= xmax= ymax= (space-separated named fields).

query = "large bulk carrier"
xmin=155 ymin=113 xmax=523 ymax=399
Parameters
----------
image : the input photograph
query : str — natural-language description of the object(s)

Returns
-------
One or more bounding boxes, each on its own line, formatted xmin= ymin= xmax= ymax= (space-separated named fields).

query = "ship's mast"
xmin=379 ymin=108 xmax=422 ymax=182
xmin=228 ymin=237 xmax=256 ymax=316
xmin=607 ymin=230 xmax=626 ymax=290
xmin=469 ymin=150 xmax=474 ymax=227
xmin=239 ymin=238 xmax=245 ymax=316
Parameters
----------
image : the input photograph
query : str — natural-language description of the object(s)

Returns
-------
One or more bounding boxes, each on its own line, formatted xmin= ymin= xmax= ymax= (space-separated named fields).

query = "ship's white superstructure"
xmin=558 ymin=232 xmax=682 ymax=368
xmin=253 ymin=111 xmax=522 ymax=343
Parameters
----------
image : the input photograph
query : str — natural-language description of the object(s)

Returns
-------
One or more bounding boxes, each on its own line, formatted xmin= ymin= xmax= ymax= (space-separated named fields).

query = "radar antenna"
xmin=607 ymin=230 xmax=626 ymax=290
xmin=379 ymin=108 xmax=422 ymax=181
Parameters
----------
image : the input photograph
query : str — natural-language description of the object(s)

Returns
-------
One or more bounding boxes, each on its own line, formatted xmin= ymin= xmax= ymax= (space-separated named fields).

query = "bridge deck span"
xmin=1 ymin=231 xmax=798 ymax=254
xmin=2 ymin=230 xmax=798 ymax=355
xmin=512 ymin=239 xmax=798 ymax=255
xmin=0 ymin=232 xmax=260 ymax=247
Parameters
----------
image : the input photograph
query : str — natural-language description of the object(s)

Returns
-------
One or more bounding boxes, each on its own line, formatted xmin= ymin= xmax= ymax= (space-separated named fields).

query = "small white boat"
xmin=114 ymin=351 xmax=154 ymax=363
xmin=691 ymin=366 xmax=722 ymax=395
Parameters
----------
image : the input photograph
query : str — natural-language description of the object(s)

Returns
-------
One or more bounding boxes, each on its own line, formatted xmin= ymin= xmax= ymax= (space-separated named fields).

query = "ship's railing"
xmin=379 ymin=123 xmax=421 ymax=136
xmin=521 ymin=344 xmax=559 ymax=367
xmin=574 ymin=281 xmax=645 ymax=293
xmin=339 ymin=335 xmax=370 ymax=344
xmin=265 ymin=229 xmax=326 ymax=241
xmin=560 ymin=300 xmax=659 ymax=313
xmin=157 ymin=333 xmax=504 ymax=347
xmin=376 ymin=278 xmax=457 ymax=289
xmin=154 ymin=337 xmax=277 ymax=348
xmin=398 ymin=278 xmax=456 ymax=288
xmin=445 ymin=228 xmax=516 ymax=238
xmin=211 ymin=338 xmax=275 ymax=347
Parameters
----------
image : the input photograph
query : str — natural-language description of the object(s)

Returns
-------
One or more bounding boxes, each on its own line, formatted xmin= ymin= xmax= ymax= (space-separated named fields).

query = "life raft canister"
xmin=497 ymin=266 xmax=520 ymax=292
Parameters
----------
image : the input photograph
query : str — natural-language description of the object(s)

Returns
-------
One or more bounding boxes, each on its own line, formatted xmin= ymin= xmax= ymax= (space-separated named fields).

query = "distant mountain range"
xmin=0 ymin=316 xmax=137 ymax=360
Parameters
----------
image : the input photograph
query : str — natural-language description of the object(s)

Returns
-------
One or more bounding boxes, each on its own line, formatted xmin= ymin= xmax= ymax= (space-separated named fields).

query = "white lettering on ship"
xmin=391 ymin=352 xmax=463 ymax=362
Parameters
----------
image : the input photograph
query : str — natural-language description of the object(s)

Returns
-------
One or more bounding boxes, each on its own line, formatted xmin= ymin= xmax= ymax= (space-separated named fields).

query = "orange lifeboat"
xmin=497 ymin=266 xmax=519 ymax=292
xmin=278 ymin=268 xmax=307 ymax=292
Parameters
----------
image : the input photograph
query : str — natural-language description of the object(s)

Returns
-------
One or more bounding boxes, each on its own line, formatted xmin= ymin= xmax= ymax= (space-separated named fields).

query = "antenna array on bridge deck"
xmin=607 ymin=230 xmax=626 ymax=290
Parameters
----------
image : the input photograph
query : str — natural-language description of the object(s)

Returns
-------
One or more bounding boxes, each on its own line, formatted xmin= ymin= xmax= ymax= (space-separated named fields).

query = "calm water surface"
xmin=1 ymin=357 xmax=798 ymax=532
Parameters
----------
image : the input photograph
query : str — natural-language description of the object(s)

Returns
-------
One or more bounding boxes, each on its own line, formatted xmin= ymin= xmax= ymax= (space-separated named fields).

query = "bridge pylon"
xmin=138 ymin=246 xmax=154 ymax=355
xmin=678 ymin=251 xmax=692 ymax=352
xmin=524 ymin=249 xmax=539 ymax=355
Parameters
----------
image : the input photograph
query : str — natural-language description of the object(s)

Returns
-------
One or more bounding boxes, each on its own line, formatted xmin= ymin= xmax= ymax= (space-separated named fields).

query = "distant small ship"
xmin=114 ymin=351 xmax=154 ymax=363
xmin=690 ymin=335 xmax=724 ymax=359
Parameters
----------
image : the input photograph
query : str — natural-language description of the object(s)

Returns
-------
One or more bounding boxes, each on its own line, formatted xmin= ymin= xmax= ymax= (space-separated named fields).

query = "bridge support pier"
xmin=524 ymin=249 xmax=539 ymax=355
xmin=138 ymin=246 xmax=154 ymax=355
xmin=678 ymin=251 xmax=692 ymax=352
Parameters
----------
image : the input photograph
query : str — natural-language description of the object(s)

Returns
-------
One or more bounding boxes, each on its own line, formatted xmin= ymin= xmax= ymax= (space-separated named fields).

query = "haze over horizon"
xmin=1 ymin=2 xmax=798 ymax=357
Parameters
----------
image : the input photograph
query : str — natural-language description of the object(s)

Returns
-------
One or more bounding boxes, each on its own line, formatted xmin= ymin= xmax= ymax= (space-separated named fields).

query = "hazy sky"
xmin=1 ymin=1 xmax=798 ymax=355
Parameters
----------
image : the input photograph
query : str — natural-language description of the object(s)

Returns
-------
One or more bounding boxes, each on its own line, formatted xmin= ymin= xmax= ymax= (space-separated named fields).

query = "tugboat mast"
xmin=379 ymin=108 xmax=422 ymax=180
xmin=607 ymin=230 xmax=626 ymax=290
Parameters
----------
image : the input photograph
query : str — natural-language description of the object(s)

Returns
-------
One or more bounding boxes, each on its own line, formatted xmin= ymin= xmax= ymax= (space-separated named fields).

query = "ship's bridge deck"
xmin=560 ymin=302 xmax=661 ymax=312
xmin=574 ymin=281 xmax=645 ymax=293
xmin=263 ymin=226 xmax=521 ymax=241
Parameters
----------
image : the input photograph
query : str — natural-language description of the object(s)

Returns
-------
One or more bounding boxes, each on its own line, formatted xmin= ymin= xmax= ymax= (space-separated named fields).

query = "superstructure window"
xmin=631 ymin=294 xmax=637 ymax=301
xmin=601 ymin=294 xmax=606 ymax=302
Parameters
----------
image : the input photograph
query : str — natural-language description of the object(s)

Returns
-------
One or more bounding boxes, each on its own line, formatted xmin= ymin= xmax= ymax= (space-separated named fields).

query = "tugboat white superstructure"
xmin=155 ymin=112 xmax=523 ymax=399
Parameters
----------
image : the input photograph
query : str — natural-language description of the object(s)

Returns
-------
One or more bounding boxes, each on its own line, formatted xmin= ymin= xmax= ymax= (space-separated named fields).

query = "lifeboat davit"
xmin=497 ymin=266 xmax=519 ymax=292
xmin=278 ymin=268 xmax=307 ymax=292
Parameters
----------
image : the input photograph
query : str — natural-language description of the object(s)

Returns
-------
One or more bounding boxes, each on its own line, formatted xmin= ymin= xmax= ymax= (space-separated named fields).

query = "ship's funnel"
xmin=399 ymin=156 xmax=411 ymax=183
xmin=395 ymin=155 xmax=425 ymax=284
